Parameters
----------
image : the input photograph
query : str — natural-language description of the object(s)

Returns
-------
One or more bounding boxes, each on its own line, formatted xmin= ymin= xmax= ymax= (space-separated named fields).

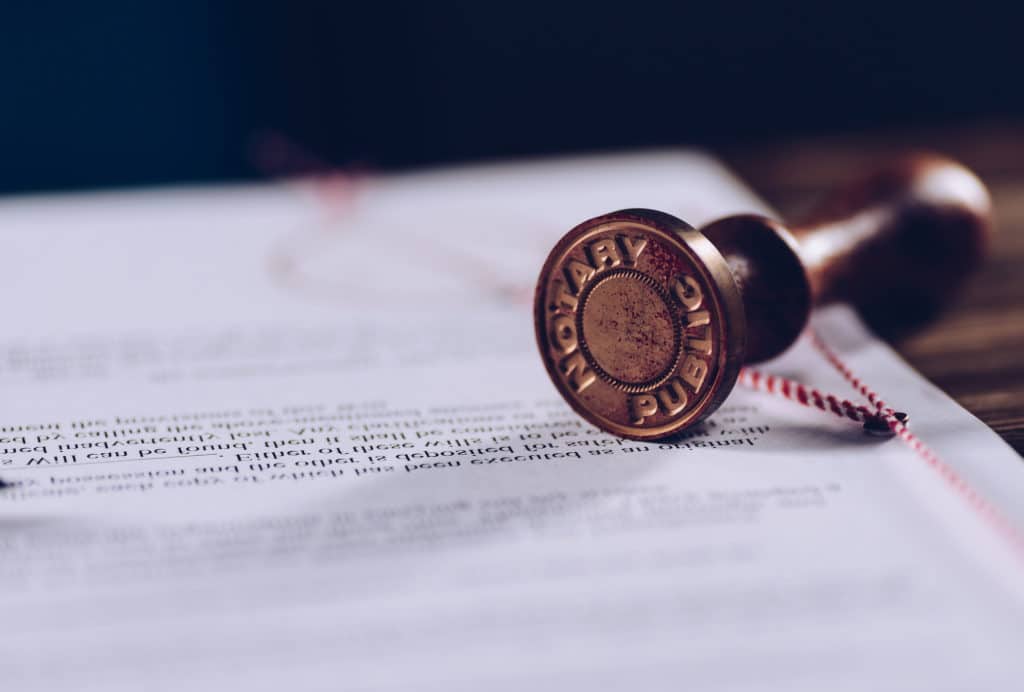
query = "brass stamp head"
xmin=534 ymin=209 xmax=745 ymax=440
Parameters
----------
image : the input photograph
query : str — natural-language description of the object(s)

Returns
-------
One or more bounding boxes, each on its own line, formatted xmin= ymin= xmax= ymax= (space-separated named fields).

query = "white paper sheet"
xmin=0 ymin=152 xmax=1021 ymax=691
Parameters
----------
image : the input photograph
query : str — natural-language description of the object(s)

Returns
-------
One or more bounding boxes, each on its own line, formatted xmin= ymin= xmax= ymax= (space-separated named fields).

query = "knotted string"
xmin=738 ymin=330 xmax=907 ymax=435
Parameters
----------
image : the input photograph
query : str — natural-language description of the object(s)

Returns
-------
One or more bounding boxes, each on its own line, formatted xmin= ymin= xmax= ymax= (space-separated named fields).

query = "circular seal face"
xmin=534 ymin=209 xmax=746 ymax=440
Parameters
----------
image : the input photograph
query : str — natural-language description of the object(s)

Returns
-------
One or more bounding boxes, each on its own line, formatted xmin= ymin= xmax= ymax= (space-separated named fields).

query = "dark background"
xmin=2 ymin=2 xmax=1021 ymax=194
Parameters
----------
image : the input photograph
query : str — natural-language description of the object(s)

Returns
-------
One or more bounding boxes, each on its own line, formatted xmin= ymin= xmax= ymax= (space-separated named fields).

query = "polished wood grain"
xmin=723 ymin=124 xmax=1024 ymax=454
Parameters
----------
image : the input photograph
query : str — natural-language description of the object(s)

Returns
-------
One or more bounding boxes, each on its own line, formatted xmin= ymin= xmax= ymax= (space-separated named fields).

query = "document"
xmin=0 ymin=153 xmax=1021 ymax=691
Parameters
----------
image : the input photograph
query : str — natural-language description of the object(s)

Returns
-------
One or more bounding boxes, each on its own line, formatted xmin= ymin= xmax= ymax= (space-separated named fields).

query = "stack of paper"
xmin=0 ymin=153 xmax=1021 ymax=690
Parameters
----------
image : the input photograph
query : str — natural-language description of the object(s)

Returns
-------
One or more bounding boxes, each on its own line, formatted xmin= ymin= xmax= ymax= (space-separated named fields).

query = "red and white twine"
xmin=741 ymin=330 xmax=1024 ymax=561
xmin=738 ymin=361 xmax=894 ymax=428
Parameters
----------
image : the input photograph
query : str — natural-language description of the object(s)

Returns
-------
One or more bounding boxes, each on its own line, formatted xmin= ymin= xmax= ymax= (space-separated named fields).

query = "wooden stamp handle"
xmin=792 ymin=153 xmax=991 ymax=311
xmin=701 ymin=154 xmax=992 ymax=363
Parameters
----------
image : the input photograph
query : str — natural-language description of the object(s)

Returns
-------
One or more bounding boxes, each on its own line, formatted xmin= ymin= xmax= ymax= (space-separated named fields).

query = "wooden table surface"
xmin=723 ymin=124 xmax=1024 ymax=454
